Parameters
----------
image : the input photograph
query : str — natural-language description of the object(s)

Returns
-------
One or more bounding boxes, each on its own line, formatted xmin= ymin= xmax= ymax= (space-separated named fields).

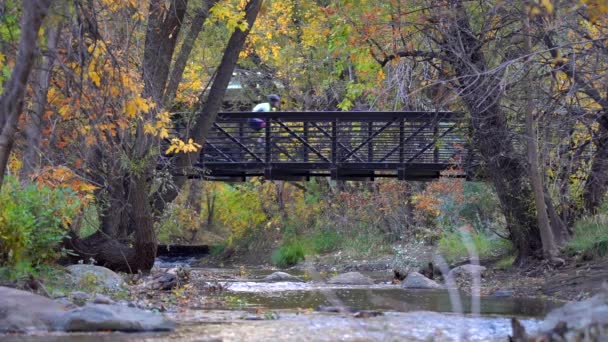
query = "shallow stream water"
xmin=4 ymin=260 xmax=561 ymax=342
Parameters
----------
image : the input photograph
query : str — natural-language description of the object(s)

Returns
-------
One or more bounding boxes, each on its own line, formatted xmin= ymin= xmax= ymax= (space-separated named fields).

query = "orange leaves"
xmin=33 ymin=166 xmax=98 ymax=204
xmin=413 ymin=177 xmax=465 ymax=224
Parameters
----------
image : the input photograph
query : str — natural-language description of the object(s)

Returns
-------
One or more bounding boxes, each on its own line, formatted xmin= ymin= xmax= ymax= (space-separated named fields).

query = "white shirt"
xmin=252 ymin=103 xmax=272 ymax=112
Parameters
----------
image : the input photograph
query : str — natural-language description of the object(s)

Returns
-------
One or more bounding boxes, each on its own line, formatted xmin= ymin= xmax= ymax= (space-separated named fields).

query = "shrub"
xmin=567 ymin=215 xmax=608 ymax=258
xmin=271 ymin=239 xmax=306 ymax=267
xmin=437 ymin=230 xmax=512 ymax=263
xmin=309 ymin=230 xmax=341 ymax=254
xmin=495 ymin=255 xmax=516 ymax=270
xmin=210 ymin=243 xmax=227 ymax=256
xmin=0 ymin=178 xmax=81 ymax=269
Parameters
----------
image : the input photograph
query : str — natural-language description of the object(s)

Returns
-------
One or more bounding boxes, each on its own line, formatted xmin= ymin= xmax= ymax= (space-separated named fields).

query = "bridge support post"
xmin=331 ymin=167 xmax=338 ymax=180
xmin=398 ymin=168 xmax=406 ymax=181
xmin=399 ymin=119 xmax=405 ymax=180
xmin=433 ymin=121 xmax=439 ymax=163
xmin=264 ymin=117 xmax=272 ymax=179
xmin=303 ymin=122 xmax=309 ymax=162
xmin=331 ymin=119 xmax=337 ymax=180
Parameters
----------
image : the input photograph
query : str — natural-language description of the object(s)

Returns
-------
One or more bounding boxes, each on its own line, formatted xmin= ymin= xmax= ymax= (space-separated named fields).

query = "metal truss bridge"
xmin=167 ymin=111 xmax=472 ymax=181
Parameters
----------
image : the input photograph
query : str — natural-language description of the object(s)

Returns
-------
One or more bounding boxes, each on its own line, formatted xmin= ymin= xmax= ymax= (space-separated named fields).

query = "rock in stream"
xmin=0 ymin=286 xmax=175 ymax=333
xmin=327 ymin=272 xmax=374 ymax=285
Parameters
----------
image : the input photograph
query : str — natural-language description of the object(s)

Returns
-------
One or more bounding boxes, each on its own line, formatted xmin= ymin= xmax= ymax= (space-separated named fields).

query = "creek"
xmin=4 ymin=259 xmax=562 ymax=342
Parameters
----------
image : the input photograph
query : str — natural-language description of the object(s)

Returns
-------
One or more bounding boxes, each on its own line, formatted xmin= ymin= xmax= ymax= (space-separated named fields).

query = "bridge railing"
xmin=172 ymin=111 xmax=469 ymax=180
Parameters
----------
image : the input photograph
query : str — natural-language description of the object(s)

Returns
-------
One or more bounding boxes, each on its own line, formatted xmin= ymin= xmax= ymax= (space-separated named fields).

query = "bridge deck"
xmin=171 ymin=111 xmax=470 ymax=181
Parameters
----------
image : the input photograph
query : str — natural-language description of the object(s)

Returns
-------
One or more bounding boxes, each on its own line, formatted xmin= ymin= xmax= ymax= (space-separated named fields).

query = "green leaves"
xmin=0 ymin=177 xmax=82 ymax=268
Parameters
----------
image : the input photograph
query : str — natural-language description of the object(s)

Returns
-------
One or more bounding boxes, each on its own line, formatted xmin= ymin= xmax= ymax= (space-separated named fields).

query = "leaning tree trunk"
xmin=164 ymin=0 xmax=219 ymax=105
xmin=68 ymin=0 xmax=189 ymax=272
xmin=522 ymin=13 xmax=558 ymax=258
xmin=442 ymin=0 xmax=542 ymax=261
xmin=153 ymin=0 xmax=264 ymax=212
xmin=0 ymin=0 xmax=53 ymax=188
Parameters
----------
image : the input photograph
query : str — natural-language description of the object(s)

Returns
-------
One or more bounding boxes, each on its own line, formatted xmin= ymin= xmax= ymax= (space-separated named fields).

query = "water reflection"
xmin=225 ymin=287 xmax=559 ymax=317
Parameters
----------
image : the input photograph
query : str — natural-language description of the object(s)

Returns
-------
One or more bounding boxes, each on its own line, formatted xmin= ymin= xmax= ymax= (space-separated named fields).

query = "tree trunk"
xmin=164 ymin=0 xmax=219 ymax=105
xmin=522 ymin=13 xmax=558 ymax=258
xmin=206 ymin=186 xmax=216 ymax=228
xmin=583 ymin=125 xmax=608 ymax=213
xmin=186 ymin=179 xmax=203 ymax=243
xmin=70 ymin=0 xmax=262 ymax=272
xmin=71 ymin=0 xmax=189 ymax=272
xmin=525 ymin=100 xmax=557 ymax=258
xmin=143 ymin=0 xmax=189 ymax=104
xmin=540 ymin=25 xmax=608 ymax=215
xmin=442 ymin=0 xmax=542 ymax=261
xmin=0 ymin=0 xmax=53 ymax=188
xmin=154 ymin=0 xmax=264 ymax=210
xmin=21 ymin=23 xmax=60 ymax=179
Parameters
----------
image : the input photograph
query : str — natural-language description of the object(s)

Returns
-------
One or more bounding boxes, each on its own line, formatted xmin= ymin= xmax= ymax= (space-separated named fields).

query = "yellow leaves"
xmin=101 ymin=0 xmax=139 ymax=12
xmin=144 ymin=110 xmax=171 ymax=139
xmin=551 ymin=56 xmax=569 ymax=66
xmin=540 ymin=0 xmax=554 ymax=14
xmin=208 ymin=2 xmax=249 ymax=33
xmin=8 ymin=154 xmax=22 ymax=175
xmin=58 ymin=105 xmax=70 ymax=119
xmin=377 ymin=69 xmax=385 ymax=81
xmin=582 ymin=0 xmax=608 ymax=23
xmin=124 ymin=96 xmax=154 ymax=118
xmin=528 ymin=0 xmax=553 ymax=16
xmin=88 ymin=68 xmax=101 ymax=87
xmin=175 ymin=64 xmax=206 ymax=106
xmin=165 ymin=138 xmax=202 ymax=154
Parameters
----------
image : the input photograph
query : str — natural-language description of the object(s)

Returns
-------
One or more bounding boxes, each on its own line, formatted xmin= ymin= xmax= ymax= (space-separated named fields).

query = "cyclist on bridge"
xmin=248 ymin=94 xmax=281 ymax=130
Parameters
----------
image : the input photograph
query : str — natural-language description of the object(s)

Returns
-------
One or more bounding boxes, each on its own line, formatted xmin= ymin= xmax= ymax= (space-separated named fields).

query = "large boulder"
xmin=447 ymin=264 xmax=486 ymax=288
xmin=0 ymin=286 xmax=67 ymax=333
xmin=512 ymin=292 xmax=608 ymax=341
xmin=54 ymin=304 xmax=175 ymax=332
xmin=263 ymin=272 xmax=303 ymax=282
xmin=0 ymin=286 xmax=175 ymax=334
xmin=327 ymin=272 xmax=374 ymax=285
xmin=447 ymin=264 xmax=486 ymax=279
xmin=541 ymin=292 xmax=608 ymax=332
xmin=401 ymin=272 xmax=444 ymax=289
xmin=141 ymin=272 xmax=178 ymax=291
xmin=66 ymin=264 xmax=124 ymax=291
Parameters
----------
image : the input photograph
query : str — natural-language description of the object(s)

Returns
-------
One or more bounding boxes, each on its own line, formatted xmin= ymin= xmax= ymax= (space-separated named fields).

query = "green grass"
xmin=495 ymin=255 xmax=516 ymax=270
xmin=271 ymin=239 xmax=306 ymax=268
xmin=309 ymin=230 xmax=341 ymax=254
xmin=209 ymin=243 xmax=227 ymax=257
xmin=437 ymin=231 xmax=512 ymax=264
xmin=567 ymin=215 xmax=608 ymax=258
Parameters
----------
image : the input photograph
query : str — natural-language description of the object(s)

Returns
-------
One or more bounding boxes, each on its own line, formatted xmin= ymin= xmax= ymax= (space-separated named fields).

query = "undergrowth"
xmin=271 ymin=239 xmax=306 ymax=267
xmin=567 ymin=215 xmax=608 ymax=258
xmin=0 ymin=177 xmax=81 ymax=278
xmin=437 ymin=231 xmax=513 ymax=264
